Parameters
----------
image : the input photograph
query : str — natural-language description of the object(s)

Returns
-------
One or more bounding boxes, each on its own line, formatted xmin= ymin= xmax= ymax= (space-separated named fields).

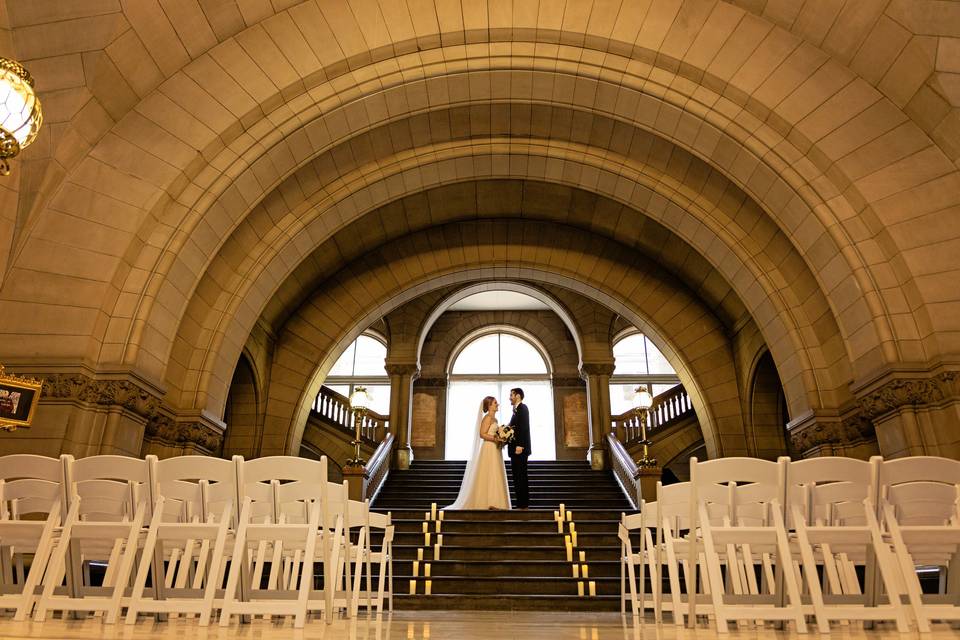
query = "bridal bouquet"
xmin=494 ymin=424 xmax=515 ymax=444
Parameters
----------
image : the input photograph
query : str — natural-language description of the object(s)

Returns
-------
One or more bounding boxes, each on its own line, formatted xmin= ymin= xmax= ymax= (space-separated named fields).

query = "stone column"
xmin=386 ymin=362 xmax=419 ymax=470
xmin=580 ymin=362 xmax=615 ymax=471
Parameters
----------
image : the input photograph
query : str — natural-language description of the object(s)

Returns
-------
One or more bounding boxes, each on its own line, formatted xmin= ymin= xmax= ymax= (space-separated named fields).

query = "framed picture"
xmin=0 ymin=366 xmax=42 ymax=430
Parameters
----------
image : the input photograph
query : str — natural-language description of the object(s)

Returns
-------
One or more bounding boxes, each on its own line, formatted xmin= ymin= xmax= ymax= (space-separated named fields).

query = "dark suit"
xmin=507 ymin=402 xmax=531 ymax=508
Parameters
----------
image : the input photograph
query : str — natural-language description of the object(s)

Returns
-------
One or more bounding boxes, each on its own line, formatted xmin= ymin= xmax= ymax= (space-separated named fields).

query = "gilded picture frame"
xmin=0 ymin=366 xmax=42 ymax=431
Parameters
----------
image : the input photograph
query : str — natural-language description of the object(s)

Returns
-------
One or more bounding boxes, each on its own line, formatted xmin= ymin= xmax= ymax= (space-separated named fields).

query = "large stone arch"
xmin=260 ymin=219 xmax=742 ymax=458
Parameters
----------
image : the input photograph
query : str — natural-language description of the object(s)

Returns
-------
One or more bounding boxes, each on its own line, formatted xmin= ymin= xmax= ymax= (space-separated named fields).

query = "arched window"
xmin=609 ymin=332 xmax=681 ymax=416
xmin=445 ymin=329 xmax=556 ymax=460
xmin=316 ymin=334 xmax=390 ymax=415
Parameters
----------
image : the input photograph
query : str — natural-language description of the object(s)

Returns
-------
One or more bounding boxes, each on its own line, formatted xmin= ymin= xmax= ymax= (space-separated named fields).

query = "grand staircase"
xmin=371 ymin=460 xmax=638 ymax=610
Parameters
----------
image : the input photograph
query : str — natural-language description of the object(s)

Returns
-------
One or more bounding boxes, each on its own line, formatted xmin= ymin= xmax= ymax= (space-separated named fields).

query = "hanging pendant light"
xmin=0 ymin=57 xmax=43 ymax=176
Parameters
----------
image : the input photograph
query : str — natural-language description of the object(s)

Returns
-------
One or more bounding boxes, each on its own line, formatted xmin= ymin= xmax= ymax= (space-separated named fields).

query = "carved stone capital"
xmin=145 ymin=411 xmax=225 ymax=454
xmin=41 ymin=372 xmax=162 ymax=419
xmin=385 ymin=363 xmax=419 ymax=377
xmin=856 ymin=371 xmax=960 ymax=420
xmin=579 ymin=362 xmax=616 ymax=378
xmin=788 ymin=409 xmax=876 ymax=455
xmin=552 ymin=376 xmax=587 ymax=387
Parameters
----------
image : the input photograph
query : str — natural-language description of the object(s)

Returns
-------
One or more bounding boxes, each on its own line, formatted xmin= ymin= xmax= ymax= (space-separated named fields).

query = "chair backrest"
xmin=150 ymin=455 xmax=236 ymax=523
xmin=323 ymin=480 xmax=349 ymax=529
xmin=0 ymin=454 xmax=68 ymax=520
xmin=68 ymin=455 xmax=150 ymax=521
xmin=786 ymin=456 xmax=877 ymax=527
xmin=880 ymin=456 xmax=960 ymax=525
xmin=237 ymin=456 xmax=327 ymax=524
xmin=689 ymin=457 xmax=787 ymax=529
xmin=622 ymin=511 xmax=644 ymax=530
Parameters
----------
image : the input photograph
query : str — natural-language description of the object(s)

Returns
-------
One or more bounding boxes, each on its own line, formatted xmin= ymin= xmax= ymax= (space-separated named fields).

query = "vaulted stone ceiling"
xmin=1 ymin=0 xmax=958 ymax=459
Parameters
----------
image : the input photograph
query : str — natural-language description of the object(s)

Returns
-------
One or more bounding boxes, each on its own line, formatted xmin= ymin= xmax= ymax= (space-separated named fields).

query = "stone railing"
xmin=312 ymin=385 xmax=390 ymax=443
xmin=606 ymin=433 xmax=639 ymax=510
xmin=611 ymin=384 xmax=693 ymax=446
xmin=364 ymin=433 xmax=394 ymax=501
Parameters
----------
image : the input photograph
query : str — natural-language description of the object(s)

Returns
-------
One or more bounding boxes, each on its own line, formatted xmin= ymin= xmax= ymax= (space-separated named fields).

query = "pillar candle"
xmin=439 ymin=511 xmax=445 ymax=521
xmin=572 ymin=565 xmax=579 ymax=578
xmin=417 ymin=548 xmax=424 ymax=561
xmin=424 ymin=532 xmax=431 ymax=546
xmin=435 ymin=520 xmax=441 ymax=533
xmin=589 ymin=581 xmax=596 ymax=597
xmin=434 ymin=543 xmax=441 ymax=560
xmin=412 ymin=560 xmax=419 ymax=576
xmin=557 ymin=519 xmax=564 ymax=533
xmin=566 ymin=511 xmax=573 ymax=521
xmin=431 ymin=503 xmax=437 ymax=520
xmin=571 ymin=531 xmax=578 ymax=546
xmin=582 ymin=564 xmax=589 ymax=579
xmin=424 ymin=511 xmax=430 ymax=521
xmin=565 ymin=543 xmax=573 ymax=562
xmin=577 ymin=581 xmax=584 ymax=596
xmin=422 ymin=522 xmax=428 ymax=533
xmin=425 ymin=580 xmax=432 ymax=595
xmin=569 ymin=522 xmax=576 ymax=533
xmin=559 ymin=503 xmax=566 ymax=519
xmin=425 ymin=563 xmax=431 ymax=577
xmin=438 ymin=534 xmax=443 ymax=546
xmin=409 ymin=579 xmax=416 ymax=595
xmin=579 ymin=551 xmax=585 ymax=562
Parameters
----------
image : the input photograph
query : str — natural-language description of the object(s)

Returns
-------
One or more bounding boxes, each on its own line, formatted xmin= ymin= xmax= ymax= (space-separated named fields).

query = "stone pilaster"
xmin=580 ymin=361 xmax=615 ymax=470
xmin=385 ymin=361 xmax=419 ymax=470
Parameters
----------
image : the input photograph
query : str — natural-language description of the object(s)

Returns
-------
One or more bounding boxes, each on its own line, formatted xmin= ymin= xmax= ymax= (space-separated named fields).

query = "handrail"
xmin=607 ymin=433 xmax=639 ymax=510
xmin=312 ymin=385 xmax=390 ymax=442
xmin=365 ymin=433 xmax=394 ymax=502
xmin=611 ymin=384 xmax=693 ymax=445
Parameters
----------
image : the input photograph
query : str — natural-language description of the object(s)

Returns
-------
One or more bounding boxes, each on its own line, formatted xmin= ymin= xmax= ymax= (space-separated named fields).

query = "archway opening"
xmin=749 ymin=351 xmax=790 ymax=460
xmin=445 ymin=329 xmax=556 ymax=461
xmin=222 ymin=353 xmax=259 ymax=458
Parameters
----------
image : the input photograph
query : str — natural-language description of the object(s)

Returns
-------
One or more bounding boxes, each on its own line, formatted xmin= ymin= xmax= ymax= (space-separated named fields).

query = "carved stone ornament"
xmin=42 ymin=373 xmax=161 ymax=418
xmin=789 ymin=413 xmax=876 ymax=453
xmin=144 ymin=413 xmax=223 ymax=453
xmin=857 ymin=371 xmax=960 ymax=420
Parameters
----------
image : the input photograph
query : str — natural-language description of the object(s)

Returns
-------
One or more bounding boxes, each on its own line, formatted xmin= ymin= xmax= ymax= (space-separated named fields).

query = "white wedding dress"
xmin=445 ymin=413 xmax=511 ymax=510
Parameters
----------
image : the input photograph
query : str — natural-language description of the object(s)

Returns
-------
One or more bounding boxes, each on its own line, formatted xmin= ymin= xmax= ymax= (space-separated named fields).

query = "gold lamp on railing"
xmin=633 ymin=384 xmax=657 ymax=468
xmin=347 ymin=386 xmax=373 ymax=466
xmin=0 ymin=57 xmax=43 ymax=176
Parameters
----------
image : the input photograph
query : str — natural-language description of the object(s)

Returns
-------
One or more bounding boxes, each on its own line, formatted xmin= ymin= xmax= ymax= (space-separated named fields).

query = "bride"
xmin=444 ymin=396 xmax=511 ymax=510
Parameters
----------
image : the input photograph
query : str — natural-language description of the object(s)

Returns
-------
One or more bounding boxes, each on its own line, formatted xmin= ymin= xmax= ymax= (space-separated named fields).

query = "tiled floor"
xmin=0 ymin=612 xmax=944 ymax=640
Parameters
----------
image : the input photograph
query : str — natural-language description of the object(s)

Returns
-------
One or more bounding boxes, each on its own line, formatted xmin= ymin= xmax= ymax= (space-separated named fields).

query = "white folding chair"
xmin=125 ymin=455 xmax=236 ymax=625
xmin=688 ymin=456 xmax=807 ymax=633
xmin=787 ymin=456 xmax=908 ymax=632
xmin=34 ymin=455 xmax=150 ymax=623
xmin=353 ymin=510 xmax=393 ymax=614
xmin=219 ymin=456 xmax=326 ymax=628
xmin=0 ymin=454 xmax=69 ymax=620
xmin=880 ymin=456 xmax=960 ymax=632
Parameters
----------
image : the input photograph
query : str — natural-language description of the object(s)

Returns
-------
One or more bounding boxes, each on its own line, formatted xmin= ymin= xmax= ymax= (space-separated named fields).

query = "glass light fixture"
xmin=349 ymin=385 xmax=373 ymax=413
xmin=633 ymin=384 xmax=657 ymax=468
xmin=0 ymin=57 xmax=43 ymax=176
xmin=347 ymin=386 xmax=373 ymax=466
xmin=634 ymin=384 xmax=653 ymax=410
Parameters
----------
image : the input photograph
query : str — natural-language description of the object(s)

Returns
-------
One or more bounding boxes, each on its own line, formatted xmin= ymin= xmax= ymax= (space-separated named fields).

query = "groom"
xmin=507 ymin=388 xmax=532 ymax=509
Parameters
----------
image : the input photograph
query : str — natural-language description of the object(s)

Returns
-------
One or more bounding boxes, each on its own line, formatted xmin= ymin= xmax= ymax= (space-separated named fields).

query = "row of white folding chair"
xmin=621 ymin=455 xmax=960 ymax=633
xmin=0 ymin=453 xmax=382 ymax=627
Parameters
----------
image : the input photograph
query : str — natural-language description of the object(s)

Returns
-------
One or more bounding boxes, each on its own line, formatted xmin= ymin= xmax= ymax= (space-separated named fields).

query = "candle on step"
xmin=571 ymin=531 xmax=578 ymax=546
xmin=557 ymin=518 xmax=563 ymax=533
xmin=439 ymin=511 xmax=445 ymax=521
xmin=425 ymin=563 xmax=431 ymax=577
xmin=569 ymin=522 xmax=576 ymax=533
xmin=425 ymin=511 xmax=430 ymax=521
xmin=554 ymin=510 xmax=560 ymax=521
xmin=431 ymin=503 xmax=437 ymax=520
xmin=582 ymin=564 xmax=589 ymax=579
xmin=436 ymin=520 xmax=441 ymax=533
xmin=577 ymin=581 xmax=584 ymax=596
xmin=559 ymin=503 xmax=566 ymax=519
xmin=434 ymin=543 xmax=441 ymax=560
xmin=409 ymin=579 xmax=416 ymax=595
xmin=589 ymin=581 xmax=596 ymax=597
xmin=422 ymin=522 xmax=428 ymax=533
xmin=566 ymin=511 xmax=573 ymax=521
xmin=412 ymin=560 xmax=419 ymax=576
xmin=573 ymin=565 xmax=579 ymax=578
xmin=417 ymin=548 xmax=424 ymax=561
xmin=565 ymin=542 xmax=573 ymax=562
xmin=579 ymin=551 xmax=585 ymax=562
xmin=425 ymin=532 xmax=431 ymax=547
xmin=438 ymin=533 xmax=443 ymax=546
xmin=425 ymin=579 xmax=432 ymax=595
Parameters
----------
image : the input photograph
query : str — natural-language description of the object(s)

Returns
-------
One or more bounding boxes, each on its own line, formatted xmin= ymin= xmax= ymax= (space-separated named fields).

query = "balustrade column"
xmin=386 ymin=362 xmax=419 ymax=470
xmin=580 ymin=361 xmax=616 ymax=471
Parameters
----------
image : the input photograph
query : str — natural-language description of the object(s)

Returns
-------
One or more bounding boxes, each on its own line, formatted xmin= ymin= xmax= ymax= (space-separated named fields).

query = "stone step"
xmin=373 ymin=509 xmax=634 ymax=521
xmin=393 ymin=545 xmax=621 ymax=562
xmin=393 ymin=531 xmax=620 ymax=546
xmin=375 ymin=500 xmax=633 ymax=510
xmin=399 ymin=575 xmax=622 ymax=596
xmin=393 ymin=593 xmax=620 ymax=611
xmin=394 ymin=559 xmax=628 ymax=579
xmin=391 ymin=519 xmax=620 ymax=533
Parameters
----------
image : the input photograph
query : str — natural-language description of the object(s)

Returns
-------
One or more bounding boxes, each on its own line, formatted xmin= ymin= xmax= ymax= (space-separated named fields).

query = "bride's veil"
xmin=444 ymin=400 xmax=487 ymax=510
